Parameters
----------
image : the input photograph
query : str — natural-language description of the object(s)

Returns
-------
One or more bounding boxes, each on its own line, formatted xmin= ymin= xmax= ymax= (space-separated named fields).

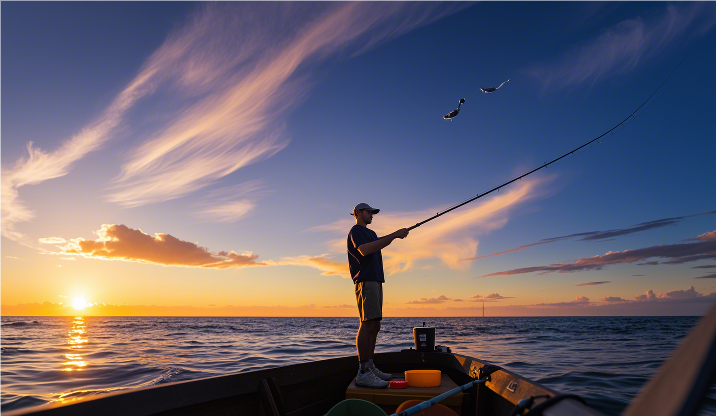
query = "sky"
xmin=2 ymin=2 xmax=716 ymax=317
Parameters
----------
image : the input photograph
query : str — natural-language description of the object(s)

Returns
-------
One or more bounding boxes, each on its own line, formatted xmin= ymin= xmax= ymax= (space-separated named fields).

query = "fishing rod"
xmin=406 ymin=46 xmax=696 ymax=232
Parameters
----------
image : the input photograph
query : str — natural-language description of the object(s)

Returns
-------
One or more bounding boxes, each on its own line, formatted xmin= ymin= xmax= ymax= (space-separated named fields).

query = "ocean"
xmin=2 ymin=316 xmax=714 ymax=414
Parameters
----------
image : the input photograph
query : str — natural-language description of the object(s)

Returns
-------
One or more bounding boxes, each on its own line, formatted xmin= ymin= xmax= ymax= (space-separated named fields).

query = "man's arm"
xmin=357 ymin=228 xmax=409 ymax=256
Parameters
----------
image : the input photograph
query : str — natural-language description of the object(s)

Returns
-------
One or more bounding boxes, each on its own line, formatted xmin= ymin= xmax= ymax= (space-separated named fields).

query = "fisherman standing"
xmin=348 ymin=203 xmax=409 ymax=388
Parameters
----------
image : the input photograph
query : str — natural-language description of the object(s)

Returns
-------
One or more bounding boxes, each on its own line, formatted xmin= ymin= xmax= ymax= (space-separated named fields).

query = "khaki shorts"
xmin=355 ymin=281 xmax=383 ymax=321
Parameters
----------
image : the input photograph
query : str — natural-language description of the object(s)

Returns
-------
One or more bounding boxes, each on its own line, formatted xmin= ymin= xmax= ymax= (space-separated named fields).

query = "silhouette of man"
xmin=347 ymin=203 xmax=409 ymax=388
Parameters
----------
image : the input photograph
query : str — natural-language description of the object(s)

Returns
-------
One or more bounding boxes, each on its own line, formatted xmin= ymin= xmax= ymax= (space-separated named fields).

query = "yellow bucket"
xmin=405 ymin=370 xmax=441 ymax=387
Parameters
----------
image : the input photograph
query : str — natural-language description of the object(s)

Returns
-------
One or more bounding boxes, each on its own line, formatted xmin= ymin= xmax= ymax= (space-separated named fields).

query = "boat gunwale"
xmin=3 ymin=350 xmax=599 ymax=416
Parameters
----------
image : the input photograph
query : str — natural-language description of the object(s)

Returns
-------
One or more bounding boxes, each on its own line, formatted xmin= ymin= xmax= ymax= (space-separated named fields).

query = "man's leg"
xmin=367 ymin=319 xmax=381 ymax=360
xmin=357 ymin=319 xmax=379 ymax=371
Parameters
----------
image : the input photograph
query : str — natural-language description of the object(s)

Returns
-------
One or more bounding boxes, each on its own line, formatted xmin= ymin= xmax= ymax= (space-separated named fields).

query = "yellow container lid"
xmin=405 ymin=370 xmax=441 ymax=387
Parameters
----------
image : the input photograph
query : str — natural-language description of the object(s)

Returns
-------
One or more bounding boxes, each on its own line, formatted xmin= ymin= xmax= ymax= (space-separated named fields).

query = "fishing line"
xmin=407 ymin=44 xmax=698 ymax=231
xmin=547 ymin=84 xmax=671 ymax=171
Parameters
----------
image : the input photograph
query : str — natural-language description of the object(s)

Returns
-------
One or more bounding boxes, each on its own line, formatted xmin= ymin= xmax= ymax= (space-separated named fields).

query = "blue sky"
xmin=2 ymin=2 xmax=716 ymax=316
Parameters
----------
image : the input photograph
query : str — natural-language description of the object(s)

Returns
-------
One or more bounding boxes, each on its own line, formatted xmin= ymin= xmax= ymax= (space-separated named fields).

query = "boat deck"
xmin=346 ymin=373 xmax=463 ymax=414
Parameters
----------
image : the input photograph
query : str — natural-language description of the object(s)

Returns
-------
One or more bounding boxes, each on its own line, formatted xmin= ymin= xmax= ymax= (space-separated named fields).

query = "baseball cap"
xmin=352 ymin=203 xmax=380 ymax=216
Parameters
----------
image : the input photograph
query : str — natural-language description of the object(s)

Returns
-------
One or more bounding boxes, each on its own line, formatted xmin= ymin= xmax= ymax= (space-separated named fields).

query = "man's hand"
xmin=357 ymin=228 xmax=410 ymax=256
xmin=392 ymin=228 xmax=409 ymax=239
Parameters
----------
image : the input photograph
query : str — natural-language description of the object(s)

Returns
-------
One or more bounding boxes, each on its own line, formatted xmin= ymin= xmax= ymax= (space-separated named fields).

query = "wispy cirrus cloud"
xmin=576 ymin=281 xmax=610 ymax=286
xmin=54 ymin=224 xmax=268 ymax=269
xmin=2 ymin=3 xmax=466 ymax=239
xmin=106 ymin=2 xmax=467 ymax=207
xmin=696 ymin=274 xmax=716 ymax=279
xmin=1 ymin=70 xmax=156 ymax=241
xmin=528 ymin=2 xmax=716 ymax=89
xmin=38 ymin=237 xmax=66 ymax=245
xmin=482 ymin=229 xmax=716 ymax=277
xmin=465 ymin=210 xmax=714 ymax=262
xmin=299 ymin=176 xmax=553 ymax=277
xmin=279 ymin=255 xmax=349 ymax=279
xmin=463 ymin=240 xmax=552 ymax=261
xmin=193 ymin=180 xmax=266 ymax=223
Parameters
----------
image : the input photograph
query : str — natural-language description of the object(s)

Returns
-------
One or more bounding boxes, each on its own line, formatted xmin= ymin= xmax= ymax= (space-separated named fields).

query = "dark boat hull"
xmin=5 ymin=350 xmax=603 ymax=416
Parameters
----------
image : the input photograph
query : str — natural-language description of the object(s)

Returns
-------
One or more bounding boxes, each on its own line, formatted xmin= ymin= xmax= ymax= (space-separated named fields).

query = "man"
xmin=347 ymin=203 xmax=409 ymax=388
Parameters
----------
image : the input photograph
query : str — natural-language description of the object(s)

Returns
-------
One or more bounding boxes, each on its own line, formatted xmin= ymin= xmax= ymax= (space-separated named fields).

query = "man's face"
xmin=359 ymin=209 xmax=373 ymax=224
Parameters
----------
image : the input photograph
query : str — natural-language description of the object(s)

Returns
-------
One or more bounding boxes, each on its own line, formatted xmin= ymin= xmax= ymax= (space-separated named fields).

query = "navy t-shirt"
xmin=347 ymin=225 xmax=385 ymax=284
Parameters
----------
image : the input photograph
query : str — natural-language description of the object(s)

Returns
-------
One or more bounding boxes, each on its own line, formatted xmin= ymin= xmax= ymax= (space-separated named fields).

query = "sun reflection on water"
xmin=63 ymin=316 xmax=88 ymax=371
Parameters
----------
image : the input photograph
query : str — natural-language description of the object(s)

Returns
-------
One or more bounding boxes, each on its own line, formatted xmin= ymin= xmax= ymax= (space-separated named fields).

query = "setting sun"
xmin=72 ymin=297 xmax=88 ymax=310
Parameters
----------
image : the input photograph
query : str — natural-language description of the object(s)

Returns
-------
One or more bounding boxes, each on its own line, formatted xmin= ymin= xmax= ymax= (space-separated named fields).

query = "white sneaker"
xmin=355 ymin=368 xmax=389 ymax=389
xmin=368 ymin=363 xmax=392 ymax=381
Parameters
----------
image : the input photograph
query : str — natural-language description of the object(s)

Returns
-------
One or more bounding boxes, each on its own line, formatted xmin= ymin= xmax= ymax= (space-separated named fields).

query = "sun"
xmin=72 ymin=297 xmax=88 ymax=310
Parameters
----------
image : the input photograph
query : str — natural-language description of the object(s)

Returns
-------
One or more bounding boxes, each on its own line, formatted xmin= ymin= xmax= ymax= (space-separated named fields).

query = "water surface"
xmin=2 ymin=316 xmax=713 ymax=414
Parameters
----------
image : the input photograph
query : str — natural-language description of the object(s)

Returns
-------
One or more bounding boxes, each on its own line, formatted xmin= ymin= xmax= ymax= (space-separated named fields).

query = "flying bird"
xmin=442 ymin=79 xmax=510 ymax=120
xmin=443 ymin=98 xmax=465 ymax=121
xmin=480 ymin=79 xmax=510 ymax=93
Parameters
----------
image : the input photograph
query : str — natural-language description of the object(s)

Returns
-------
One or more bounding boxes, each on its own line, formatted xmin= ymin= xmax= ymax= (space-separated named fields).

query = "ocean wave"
xmin=2 ymin=321 xmax=41 ymax=327
xmin=0 ymin=394 xmax=49 ymax=412
xmin=51 ymin=367 xmax=191 ymax=403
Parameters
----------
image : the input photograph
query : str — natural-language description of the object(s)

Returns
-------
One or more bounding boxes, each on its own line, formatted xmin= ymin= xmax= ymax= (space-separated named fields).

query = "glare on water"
xmin=63 ymin=317 xmax=88 ymax=372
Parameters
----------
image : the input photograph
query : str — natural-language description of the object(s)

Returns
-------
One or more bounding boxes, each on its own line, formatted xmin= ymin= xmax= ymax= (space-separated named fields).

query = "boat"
xmin=6 ymin=303 xmax=716 ymax=416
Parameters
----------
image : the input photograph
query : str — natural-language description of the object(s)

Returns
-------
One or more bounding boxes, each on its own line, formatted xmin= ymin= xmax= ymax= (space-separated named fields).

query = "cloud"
xmin=453 ymin=299 xmax=464 ymax=302
xmin=687 ymin=231 xmax=716 ymax=241
xmin=389 ymin=178 xmax=552 ymax=275
xmin=695 ymin=274 xmax=716 ymax=279
xmin=5 ymin=285 xmax=713 ymax=317
xmin=528 ymin=3 xmax=716 ymax=89
xmin=464 ymin=211 xmax=715 ymax=262
xmin=407 ymin=295 xmax=452 ymax=305
xmin=105 ymin=3 xmax=467 ymax=207
xmin=632 ymin=286 xmax=712 ymax=301
xmin=657 ymin=286 xmax=701 ymax=300
xmin=694 ymin=265 xmax=716 ymax=269
xmin=463 ymin=241 xmax=553 ymax=261
xmin=279 ymin=255 xmax=349 ymax=278
xmin=634 ymin=289 xmax=657 ymax=301
xmin=535 ymin=296 xmax=591 ymax=307
xmin=1 ymin=33 xmax=164 ymax=241
xmin=633 ymin=274 xmax=645 ymax=276
xmin=193 ymin=181 xmax=265 ymax=223
xmin=5 ymin=256 xmax=25 ymax=260
xmin=2 ymin=3 xmax=466 ymax=239
xmin=56 ymin=224 xmax=268 ymax=269
xmin=0 ymin=89 xmax=132 ymax=244
xmin=576 ymin=281 xmax=610 ymax=286
xmin=470 ymin=293 xmax=514 ymax=301
xmin=481 ymin=230 xmax=716 ymax=277
xmin=298 ymin=177 xmax=552 ymax=277
xmin=39 ymin=237 xmax=66 ymax=244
